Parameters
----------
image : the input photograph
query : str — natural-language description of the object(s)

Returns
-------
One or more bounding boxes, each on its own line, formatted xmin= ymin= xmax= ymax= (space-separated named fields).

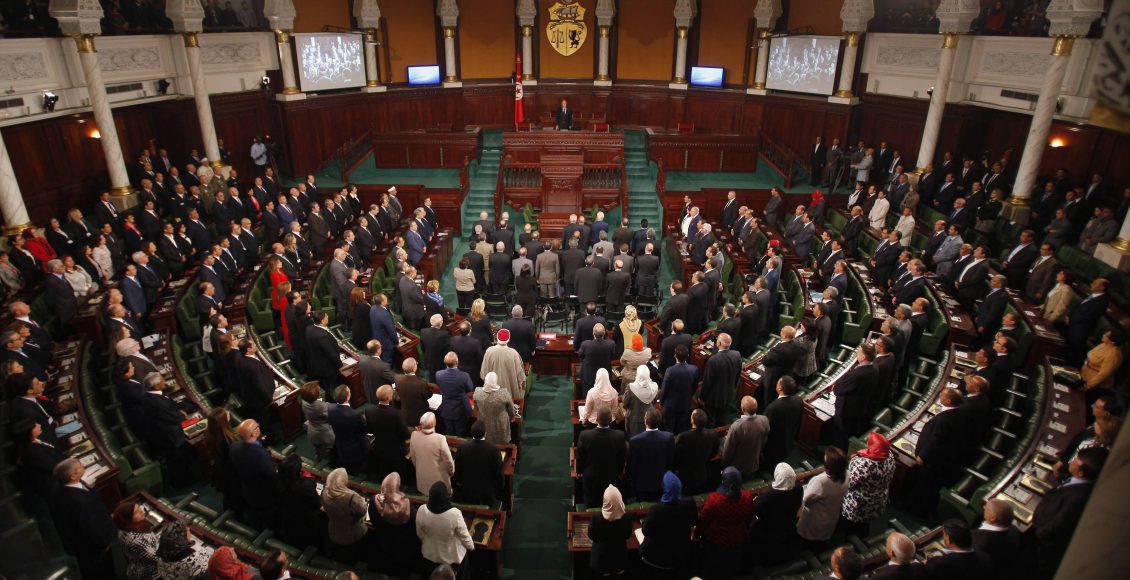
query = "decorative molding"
xmin=0 ymin=53 xmax=49 ymax=82
xmin=352 ymin=0 xmax=382 ymax=30
xmin=876 ymin=46 xmax=940 ymax=70
xmin=594 ymin=0 xmax=615 ymax=26
xmin=1046 ymin=0 xmax=1103 ymax=38
xmin=935 ymin=0 xmax=978 ymax=34
xmin=517 ymin=0 xmax=537 ymax=26
xmin=200 ymin=43 xmax=263 ymax=65
xmin=98 ymin=46 xmax=162 ymax=73
xmin=48 ymin=0 xmax=105 ymax=36
xmin=981 ymin=51 xmax=1049 ymax=77
xmin=437 ymin=0 xmax=459 ymax=28
xmin=673 ymin=0 xmax=697 ymax=28
xmin=840 ymin=0 xmax=875 ymax=33
xmin=165 ymin=0 xmax=205 ymax=33
xmin=1088 ymin=0 xmax=1130 ymax=126
xmin=262 ymin=0 xmax=296 ymax=31
xmin=753 ymin=0 xmax=783 ymax=31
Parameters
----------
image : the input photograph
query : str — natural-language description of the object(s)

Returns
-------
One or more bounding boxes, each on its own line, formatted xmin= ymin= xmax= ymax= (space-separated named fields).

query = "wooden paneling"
xmin=459 ymin=0 xmax=518 ymax=80
xmin=648 ymin=134 xmax=761 ymax=171
xmin=383 ymin=0 xmax=439 ymax=83
xmin=371 ymin=130 xmax=483 ymax=169
xmin=696 ymin=0 xmax=756 ymax=86
xmin=616 ymin=0 xmax=677 ymax=82
xmin=759 ymin=94 xmax=851 ymax=155
xmin=852 ymin=93 xmax=929 ymax=169
xmin=537 ymin=0 xmax=595 ymax=79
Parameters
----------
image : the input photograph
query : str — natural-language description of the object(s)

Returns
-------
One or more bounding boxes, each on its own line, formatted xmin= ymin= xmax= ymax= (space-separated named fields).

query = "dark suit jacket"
xmin=833 ymin=364 xmax=877 ymax=436
xmin=686 ymin=282 xmax=710 ymax=334
xmin=11 ymin=396 xmax=58 ymax=446
xmin=49 ymin=485 xmax=118 ymax=573
xmin=605 ymin=270 xmax=631 ymax=306
xmin=359 ymin=356 xmax=396 ymax=404
xmin=701 ymin=349 xmax=742 ymax=411
xmin=576 ymin=427 xmax=627 ymax=498
xmin=555 ymin=107 xmax=573 ymax=130
xmin=658 ymin=293 xmax=689 ymax=334
xmin=972 ymin=526 xmax=1023 ymax=579
xmin=328 ymin=403 xmax=368 ymax=472
xmin=763 ymin=395 xmax=804 ymax=466
xmin=627 ymin=429 xmax=675 ymax=496
xmin=917 ymin=408 xmax=966 ymax=481
xmin=867 ymin=562 xmax=928 ymax=579
xmin=364 ymin=403 xmax=410 ymax=464
xmin=500 ymin=318 xmax=536 ymax=362
xmin=304 ymin=325 xmax=341 ymax=382
xmin=975 ymin=289 xmax=1008 ymax=337
xmin=1031 ymin=480 xmax=1093 ymax=567
xmin=579 ymin=338 xmax=615 ymax=388
xmin=454 ymin=438 xmax=504 ymax=505
xmin=420 ymin=327 xmax=452 ymax=379
xmin=395 ymin=374 xmax=431 ymax=427
xmin=141 ymin=391 xmax=186 ymax=456
xmin=237 ymin=354 xmax=275 ymax=415
xmin=45 ymin=274 xmax=78 ymax=324
xmin=738 ymin=303 xmax=761 ymax=357
xmin=673 ymin=426 xmax=718 ymax=494
xmin=922 ymin=550 xmax=993 ymax=580
xmin=658 ymin=333 xmax=693 ymax=374
xmin=761 ymin=341 xmax=804 ymax=404
xmin=435 ymin=368 xmax=473 ymax=421
xmin=574 ymin=314 xmax=607 ymax=353
xmin=230 ymin=440 xmax=277 ymax=510
xmin=1066 ymin=293 xmax=1109 ymax=345
xmin=659 ymin=361 xmax=697 ymax=418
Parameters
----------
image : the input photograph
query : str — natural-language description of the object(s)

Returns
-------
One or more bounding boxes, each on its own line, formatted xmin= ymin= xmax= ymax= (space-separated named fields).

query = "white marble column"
xmin=75 ymin=35 xmax=135 ymax=208
xmin=749 ymin=29 xmax=770 ymax=94
xmin=915 ymin=32 xmax=959 ymax=172
xmin=1094 ymin=205 xmax=1130 ymax=269
xmin=595 ymin=26 xmax=611 ymax=84
xmin=834 ymin=32 xmax=860 ymax=98
xmin=182 ymin=33 xmax=222 ymax=171
xmin=442 ymin=27 xmax=460 ymax=87
xmin=1007 ymin=37 xmax=1073 ymax=221
xmin=362 ymin=29 xmax=386 ymax=93
xmin=670 ymin=27 xmax=689 ymax=89
xmin=522 ymin=26 xmax=535 ymax=80
xmin=274 ymin=29 xmax=303 ymax=100
xmin=0 ymin=130 xmax=31 ymax=235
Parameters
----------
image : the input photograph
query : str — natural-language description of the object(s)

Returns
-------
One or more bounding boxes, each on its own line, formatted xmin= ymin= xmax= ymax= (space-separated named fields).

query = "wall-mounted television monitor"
xmin=765 ymin=35 xmax=841 ymax=96
xmin=689 ymin=66 xmax=724 ymax=87
xmin=407 ymin=65 xmax=442 ymax=86
xmin=294 ymin=33 xmax=365 ymax=92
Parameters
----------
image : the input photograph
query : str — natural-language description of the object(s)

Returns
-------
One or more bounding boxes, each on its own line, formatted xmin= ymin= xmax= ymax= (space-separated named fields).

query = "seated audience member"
xmin=923 ymin=519 xmax=993 ymax=579
xmin=749 ymin=463 xmax=803 ymax=564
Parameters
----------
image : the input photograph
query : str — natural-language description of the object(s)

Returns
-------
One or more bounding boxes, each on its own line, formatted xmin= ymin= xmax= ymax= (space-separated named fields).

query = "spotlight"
xmin=43 ymin=91 xmax=58 ymax=112
xmin=260 ymin=76 xmax=271 ymax=90
xmin=157 ymin=79 xmax=170 ymax=95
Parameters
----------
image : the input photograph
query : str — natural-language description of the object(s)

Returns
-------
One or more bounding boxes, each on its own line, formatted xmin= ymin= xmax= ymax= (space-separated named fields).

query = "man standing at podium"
xmin=556 ymin=99 xmax=573 ymax=131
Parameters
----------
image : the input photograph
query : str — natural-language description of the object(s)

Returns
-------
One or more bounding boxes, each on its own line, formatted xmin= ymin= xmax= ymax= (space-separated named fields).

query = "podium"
xmin=541 ymin=154 xmax=583 ymax=213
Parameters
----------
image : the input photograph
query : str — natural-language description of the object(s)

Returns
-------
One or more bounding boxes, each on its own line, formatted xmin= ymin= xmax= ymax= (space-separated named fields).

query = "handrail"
xmin=758 ymin=133 xmax=797 ymax=189
xmin=655 ymin=158 xmax=667 ymax=197
xmin=337 ymin=129 xmax=373 ymax=183
xmin=620 ymin=157 xmax=629 ymax=220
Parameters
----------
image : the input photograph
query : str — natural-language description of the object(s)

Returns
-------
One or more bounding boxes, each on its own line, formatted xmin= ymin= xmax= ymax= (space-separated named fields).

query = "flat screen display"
xmin=765 ymin=35 xmax=841 ymax=96
xmin=407 ymin=65 xmax=442 ymax=86
xmin=689 ymin=66 xmax=724 ymax=87
xmin=294 ymin=33 xmax=365 ymax=92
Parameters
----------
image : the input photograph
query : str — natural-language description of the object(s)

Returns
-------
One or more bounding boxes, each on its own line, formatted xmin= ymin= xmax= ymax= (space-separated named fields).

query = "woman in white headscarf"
xmin=473 ymin=371 xmax=518 ymax=445
xmin=581 ymin=368 xmax=622 ymax=425
xmin=622 ymin=365 xmax=659 ymax=437
xmin=320 ymin=467 xmax=369 ymax=563
xmin=749 ymin=463 xmax=803 ymax=564
xmin=588 ymin=484 xmax=631 ymax=576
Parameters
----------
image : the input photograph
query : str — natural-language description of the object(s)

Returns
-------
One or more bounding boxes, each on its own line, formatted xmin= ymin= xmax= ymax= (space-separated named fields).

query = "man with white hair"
xmin=408 ymin=412 xmax=454 ymax=493
xmin=590 ymin=210 xmax=609 ymax=246
xmin=116 ymin=337 xmax=158 ymax=377
xmin=869 ymin=532 xmax=923 ymax=578
xmin=490 ymin=211 xmax=515 ymax=254
xmin=44 ymin=258 xmax=78 ymax=329
xmin=386 ymin=186 xmax=403 ymax=222
xmin=473 ymin=210 xmax=493 ymax=238
xmin=562 ymin=213 xmax=582 ymax=246
xmin=488 ymin=241 xmax=513 ymax=293
xmin=420 ymin=314 xmax=452 ymax=381
xmin=142 ymin=371 xmax=191 ymax=484
xmin=49 ymin=458 xmax=118 ymax=579
xmin=413 ymin=207 xmax=433 ymax=240
xmin=481 ymin=328 xmax=526 ymax=400
xmin=500 ymin=305 xmax=536 ymax=362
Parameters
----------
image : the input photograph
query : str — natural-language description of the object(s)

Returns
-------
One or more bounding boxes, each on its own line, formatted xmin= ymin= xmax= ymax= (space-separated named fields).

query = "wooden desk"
xmin=798 ymin=346 xmax=869 ymax=457
xmin=446 ymin=436 xmax=518 ymax=513
xmin=986 ymin=359 xmax=1085 ymax=531
xmin=925 ymin=279 xmax=977 ymax=346
xmin=1005 ymin=289 xmax=1066 ymax=367
xmin=888 ymin=345 xmax=976 ymax=465
xmin=503 ymin=130 xmax=624 ymax=163
xmin=371 ymin=128 xmax=483 ymax=169
xmin=534 ymin=332 xmax=576 ymax=376
xmin=646 ymin=130 xmax=760 ymax=172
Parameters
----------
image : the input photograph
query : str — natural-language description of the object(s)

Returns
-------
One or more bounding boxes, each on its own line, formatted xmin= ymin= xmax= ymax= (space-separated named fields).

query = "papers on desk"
xmin=809 ymin=291 xmax=824 ymax=303
xmin=811 ymin=396 xmax=835 ymax=420
xmin=633 ymin=528 xmax=645 ymax=545
xmin=141 ymin=333 xmax=161 ymax=350
xmin=428 ymin=393 xmax=442 ymax=411
xmin=538 ymin=332 xmax=557 ymax=341
xmin=1048 ymin=421 xmax=1068 ymax=434
xmin=577 ymin=405 xmax=586 ymax=420
xmin=746 ymin=370 xmax=762 ymax=382
xmin=59 ymin=413 xmax=79 ymax=425
xmin=272 ymin=383 xmax=291 ymax=402
xmin=339 ymin=353 xmax=358 ymax=367
xmin=81 ymin=462 xmax=109 ymax=486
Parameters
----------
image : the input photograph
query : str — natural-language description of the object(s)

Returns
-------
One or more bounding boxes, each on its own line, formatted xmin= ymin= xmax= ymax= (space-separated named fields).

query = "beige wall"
xmin=615 ymin=0 xmax=677 ymax=82
xmin=459 ymin=0 xmax=518 ymax=79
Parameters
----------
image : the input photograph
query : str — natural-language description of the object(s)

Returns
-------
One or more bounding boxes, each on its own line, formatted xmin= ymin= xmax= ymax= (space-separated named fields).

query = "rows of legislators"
xmin=0 ymin=130 xmax=1124 ymax=580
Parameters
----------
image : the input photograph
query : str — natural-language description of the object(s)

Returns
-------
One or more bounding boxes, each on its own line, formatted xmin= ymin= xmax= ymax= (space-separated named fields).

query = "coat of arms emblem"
xmin=546 ymin=1 xmax=587 ymax=57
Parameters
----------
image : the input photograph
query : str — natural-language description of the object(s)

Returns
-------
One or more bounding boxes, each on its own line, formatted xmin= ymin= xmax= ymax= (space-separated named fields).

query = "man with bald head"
xmin=365 ymin=383 xmax=410 ymax=480
xmin=721 ymin=396 xmax=769 ymax=479
xmin=760 ymin=325 xmax=803 ymax=407
xmin=971 ymin=499 xmax=1022 ymax=579
xmin=701 ymin=332 xmax=743 ymax=425
xmin=436 ymin=352 xmax=474 ymax=436
xmin=868 ymin=532 xmax=924 ymax=579
xmin=230 ymin=419 xmax=278 ymax=527
xmin=578 ymin=323 xmax=614 ymax=389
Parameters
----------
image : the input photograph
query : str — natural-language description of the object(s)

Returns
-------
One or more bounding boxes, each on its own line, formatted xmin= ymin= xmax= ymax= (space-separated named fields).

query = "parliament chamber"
xmin=0 ymin=1 xmax=1129 ymax=579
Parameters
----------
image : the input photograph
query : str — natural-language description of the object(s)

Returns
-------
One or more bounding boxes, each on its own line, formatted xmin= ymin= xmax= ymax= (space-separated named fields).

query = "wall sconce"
xmin=42 ymin=91 xmax=58 ymax=112
xmin=89 ymin=128 xmax=101 ymax=139
xmin=1049 ymin=137 xmax=1066 ymax=148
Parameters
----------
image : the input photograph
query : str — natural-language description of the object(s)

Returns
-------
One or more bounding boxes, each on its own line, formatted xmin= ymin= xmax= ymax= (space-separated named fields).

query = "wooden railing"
xmin=458 ymin=155 xmax=472 ymax=197
xmin=757 ymin=133 xmax=798 ymax=189
xmin=337 ymin=129 xmax=373 ymax=183
xmin=495 ymin=158 xmax=628 ymax=221
xmin=655 ymin=158 xmax=667 ymax=197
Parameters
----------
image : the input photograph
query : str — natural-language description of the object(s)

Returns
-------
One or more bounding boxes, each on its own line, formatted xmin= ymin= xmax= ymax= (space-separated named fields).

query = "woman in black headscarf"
xmin=697 ymin=466 xmax=756 ymax=578
xmin=639 ymin=471 xmax=698 ymax=578
xmin=415 ymin=481 xmax=474 ymax=577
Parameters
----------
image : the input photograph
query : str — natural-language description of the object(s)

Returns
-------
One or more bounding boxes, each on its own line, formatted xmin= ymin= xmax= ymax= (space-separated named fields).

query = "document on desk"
xmin=428 ymin=393 xmax=442 ymax=410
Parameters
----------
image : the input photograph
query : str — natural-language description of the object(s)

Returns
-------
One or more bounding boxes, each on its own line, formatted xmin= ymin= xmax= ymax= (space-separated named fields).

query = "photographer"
xmin=250 ymin=137 xmax=269 ymax=176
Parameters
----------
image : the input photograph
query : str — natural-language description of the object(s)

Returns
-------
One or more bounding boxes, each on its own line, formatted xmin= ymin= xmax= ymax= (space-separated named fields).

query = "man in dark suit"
xmin=140 ymin=372 xmax=191 ymax=484
xmin=573 ymin=256 xmax=605 ymax=305
xmin=659 ymin=344 xmax=697 ymax=434
xmin=360 ymin=340 xmax=396 ymax=404
xmin=8 ymin=373 xmax=57 ymax=445
xmin=49 ymin=459 xmax=118 ymax=579
xmin=954 ymin=246 xmax=991 ymax=312
xmin=763 ymin=376 xmax=804 ymax=468
xmin=450 ymin=322 xmax=485 ymax=386
xmin=420 ymin=314 xmax=452 ymax=381
xmin=44 ymin=260 xmax=78 ymax=330
xmin=1063 ymin=278 xmax=1110 ymax=365
xmin=716 ymin=304 xmax=742 ymax=342
xmin=605 ymin=261 xmax=631 ymax=308
xmin=398 ymin=268 xmax=426 ymax=330
xmin=685 ymin=272 xmax=711 ymax=336
xmin=721 ymin=396 xmax=770 ymax=479
xmin=751 ymin=277 xmax=772 ymax=341
xmin=576 ymin=407 xmax=627 ymax=507
xmin=559 ymin=238 xmax=586 ymax=295
xmin=500 ymin=308 xmax=536 ymax=362
xmin=627 ymin=408 xmax=675 ymax=501
xmin=305 ymin=311 xmax=342 ymax=392
xmin=810 ymin=137 xmax=827 ymax=185
xmin=672 ymin=409 xmax=719 ymax=495
xmin=555 ymin=99 xmax=573 ymax=130
xmin=364 ymin=384 xmax=411 ymax=480
xmin=871 ymin=336 xmax=898 ymax=412
xmin=197 ymin=255 xmax=228 ymax=302
xmin=394 ymin=359 xmax=432 ymax=427
xmin=229 ymin=419 xmax=278 ymax=527
xmin=1030 ymin=446 xmax=1107 ymax=576
xmin=909 ymin=388 xmax=966 ymax=516
xmin=658 ymin=281 xmax=689 ymax=334
xmin=893 ymin=262 xmax=928 ymax=308
xmin=328 ymin=386 xmax=368 ymax=475
xmin=435 ymin=353 xmax=474 ymax=437
xmin=972 ymin=499 xmax=1023 ymax=580
xmin=737 ymin=291 xmax=761 ymax=358
xmin=454 ymin=421 xmax=504 ymax=505
xmin=831 ymin=344 xmax=878 ymax=450
xmin=700 ymin=333 xmax=743 ymax=426
xmin=369 ymin=293 xmax=398 ymax=363
xmin=869 ymin=532 xmax=927 ymax=580
xmin=869 ymin=230 xmax=903 ymax=287
xmin=578 ymin=324 xmax=615 ymax=389
xmin=573 ymin=302 xmax=607 ymax=353
xmin=236 ymin=340 xmax=279 ymax=444
xmin=974 ymin=276 xmax=1009 ymax=347
xmin=658 ymin=321 xmax=693 ymax=375
xmin=759 ymin=326 xmax=804 ymax=407
xmin=923 ymin=519 xmax=993 ymax=579
xmin=720 ymin=190 xmax=740 ymax=227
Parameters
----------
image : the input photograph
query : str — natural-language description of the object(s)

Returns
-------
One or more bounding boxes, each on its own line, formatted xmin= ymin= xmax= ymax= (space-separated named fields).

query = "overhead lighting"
xmin=1049 ymin=137 xmax=1066 ymax=148
xmin=42 ymin=91 xmax=58 ymax=112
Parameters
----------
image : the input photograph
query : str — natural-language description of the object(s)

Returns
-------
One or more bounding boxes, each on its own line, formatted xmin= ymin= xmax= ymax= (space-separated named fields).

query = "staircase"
xmin=624 ymin=130 xmax=662 ymax=228
xmin=461 ymin=135 xmax=503 ymax=238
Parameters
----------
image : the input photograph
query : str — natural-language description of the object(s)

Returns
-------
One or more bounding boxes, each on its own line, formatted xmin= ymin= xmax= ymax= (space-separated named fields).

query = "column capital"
xmin=935 ymin=0 xmax=978 ymax=34
xmin=754 ymin=0 xmax=782 ymax=31
xmin=840 ymin=0 xmax=875 ymax=33
xmin=517 ymin=0 xmax=537 ymax=27
xmin=1088 ymin=1 xmax=1130 ymax=132
xmin=165 ymin=0 xmax=205 ymax=34
xmin=595 ymin=0 xmax=616 ymax=27
xmin=72 ymin=33 xmax=98 ymax=53
xmin=48 ymin=0 xmax=104 ymax=36
xmin=263 ymin=0 xmax=297 ymax=31
xmin=437 ymin=0 xmax=459 ymax=29
xmin=183 ymin=32 xmax=199 ymax=48
xmin=1046 ymin=0 xmax=1103 ymax=38
xmin=673 ymin=0 xmax=697 ymax=29
xmin=352 ymin=0 xmax=382 ymax=30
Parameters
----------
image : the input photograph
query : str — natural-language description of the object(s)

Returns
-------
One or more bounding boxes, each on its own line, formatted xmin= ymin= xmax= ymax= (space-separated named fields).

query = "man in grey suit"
xmin=398 ymin=266 xmax=426 ymax=330
xmin=720 ymin=396 xmax=770 ymax=479
xmin=790 ymin=213 xmax=816 ymax=260
xmin=329 ymin=248 xmax=352 ymax=312
xmin=1024 ymin=243 xmax=1057 ymax=302
xmin=307 ymin=202 xmax=331 ymax=253
xmin=360 ymin=340 xmax=396 ymax=404
xmin=852 ymin=148 xmax=874 ymax=183
xmin=932 ymin=225 xmax=964 ymax=278
xmin=511 ymin=246 xmax=533 ymax=279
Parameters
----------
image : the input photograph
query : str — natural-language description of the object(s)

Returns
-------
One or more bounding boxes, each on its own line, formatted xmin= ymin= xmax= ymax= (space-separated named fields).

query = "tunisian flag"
xmin=514 ymin=54 xmax=524 ymax=127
